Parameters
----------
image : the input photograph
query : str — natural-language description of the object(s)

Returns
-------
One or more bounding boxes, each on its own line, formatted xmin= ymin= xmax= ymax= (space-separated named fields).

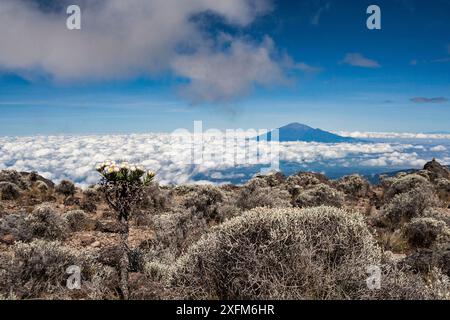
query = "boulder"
xmin=424 ymin=159 xmax=450 ymax=181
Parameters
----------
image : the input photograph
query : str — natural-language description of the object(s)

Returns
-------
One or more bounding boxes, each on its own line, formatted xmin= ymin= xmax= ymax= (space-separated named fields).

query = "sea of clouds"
xmin=1 ymin=133 xmax=449 ymax=187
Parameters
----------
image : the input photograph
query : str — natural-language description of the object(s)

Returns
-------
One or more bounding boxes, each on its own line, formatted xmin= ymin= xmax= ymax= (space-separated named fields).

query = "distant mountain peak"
xmin=256 ymin=123 xmax=362 ymax=143
xmin=282 ymin=123 xmax=313 ymax=130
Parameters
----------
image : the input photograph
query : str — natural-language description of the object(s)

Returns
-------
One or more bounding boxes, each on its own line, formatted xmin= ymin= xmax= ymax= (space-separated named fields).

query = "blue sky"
xmin=0 ymin=0 xmax=449 ymax=135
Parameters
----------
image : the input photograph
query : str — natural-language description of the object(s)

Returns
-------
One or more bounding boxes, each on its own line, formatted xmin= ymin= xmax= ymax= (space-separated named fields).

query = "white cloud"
xmin=337 ymin=131 xmax=450 ymax=140
xmin=0 ymin=0 xmax=293 ymax=103
xmin=340 ymin=53 xmax=381 ymax=68
xmin=430 ymin=145 xmax=446 ymax=152
xmin=1 ymin=133 xmax=447 ymax=187
xmin=172 ymin=37 xmax=286 ymax=103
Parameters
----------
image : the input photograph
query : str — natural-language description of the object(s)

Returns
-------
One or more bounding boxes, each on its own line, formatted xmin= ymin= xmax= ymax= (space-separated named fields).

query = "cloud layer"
xmin=1 ymin=133 xmax=448 ymax=187
xmin=337 ymin=131 xmax=450 ymax=140
xmin=0 ymin=0 xmax=293 ymax=103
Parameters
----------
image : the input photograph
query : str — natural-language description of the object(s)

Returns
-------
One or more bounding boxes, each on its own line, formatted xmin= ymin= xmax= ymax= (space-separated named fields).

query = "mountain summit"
xmin=256 ymin=123 xmax=360 ymax=143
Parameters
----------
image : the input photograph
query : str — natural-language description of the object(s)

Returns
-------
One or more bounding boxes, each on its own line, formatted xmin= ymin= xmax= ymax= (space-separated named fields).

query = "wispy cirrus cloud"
xmin=410 ymin=97 xmax=448 ymax=104
xmin=311 ymin=2 xmax=330 ymax=26
xmin=294 ymin=62 xmax=323 ymax=73
xmin=340 ymin=53 xmax=381 ymax=68
xmin=410 ymin=44 xmax=450 ymax=65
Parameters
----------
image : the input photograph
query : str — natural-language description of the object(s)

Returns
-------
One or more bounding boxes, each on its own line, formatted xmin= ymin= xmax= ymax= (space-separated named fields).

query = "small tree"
xmin=96 ymin=160 xmax=155 ymax=299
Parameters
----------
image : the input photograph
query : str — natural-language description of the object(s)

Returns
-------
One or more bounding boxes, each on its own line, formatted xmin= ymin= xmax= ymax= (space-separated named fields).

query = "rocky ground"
xmin=1 ymin=159 xmax=450 ymax=300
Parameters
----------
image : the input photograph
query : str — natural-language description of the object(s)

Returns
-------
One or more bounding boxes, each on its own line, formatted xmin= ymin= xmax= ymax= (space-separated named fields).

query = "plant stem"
xmin=119 ymin=214 xmax=130 ymax=300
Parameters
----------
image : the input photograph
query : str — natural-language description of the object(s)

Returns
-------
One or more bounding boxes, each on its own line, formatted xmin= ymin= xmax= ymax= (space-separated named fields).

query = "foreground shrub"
xmin=27 ymin=205 xmax=69 ymax=240
xmin=170 ymin=206 xmax=381 ymax=299
xmin=170 ymin=206 xmax=450 ymax=300
xmin=236 ymin=179 xmax=291 ymax=211
xmin=0 ymin=213 xmax=32 ymax=242
xmin=335 ymin=174 xmax=370 ymax=198
xmin=148 ymin=210 xmax=209 ymax=263
xmin=382 ymin=187 xmax=441 ymax=225
xmin=79 ymin=187 xmax=100 ymax=213
xmin=422 ymin=207 xmax=450 ymax=227
xmin=403 ymin=218 xmax=450 ymax=248
xmin=63 ymin=210 xmax=89 ymax=232
xmin=140 ymin=183 xmax=173 ymax=214
xmin=367 ymin=265 xmax=450 ymax=300
xmin=34 ymin=180 xmax=50 ymax=193
xmin=184 ymin=185 xmax=225 ymax=222
xmin=7 ymin=240 xmax=80 ymax=298
xmin=435 ymin=178 xmax=450 ymax=205
xmin=0 ymin=182 xmax=21 ymax=200
xmin=0 ymin=170 xmax=28 ymax=189
xmin=55 ymin=180 xmax=76 ymax=197
xmin=293 ymin=184 xmax=344 ymax=208
xmin=402 ymin=245 xmax=450 ymax=279
xmin=0 ymin=240 xmax=116 ymax=299
xmin=251 ymin=172 xmax=286 ymax=187
xmin=0 ymin=252 xmax=15 ymax=297
xmin=383 ymin=174 xmax=431 ymax=201
xmin=96 ymin=160 xmax=155 ymax=300
xmin=284 ymin=172 xmax=328 ymax=194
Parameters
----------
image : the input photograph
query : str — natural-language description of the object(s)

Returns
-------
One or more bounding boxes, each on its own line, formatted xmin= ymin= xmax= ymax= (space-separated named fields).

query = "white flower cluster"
xmin=96 ymin=160 xmax=145 ymax=175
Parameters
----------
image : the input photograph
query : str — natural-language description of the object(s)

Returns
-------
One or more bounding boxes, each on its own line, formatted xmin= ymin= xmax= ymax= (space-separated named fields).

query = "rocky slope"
xmin=0 ymin=160 xmax=449 ymax=299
